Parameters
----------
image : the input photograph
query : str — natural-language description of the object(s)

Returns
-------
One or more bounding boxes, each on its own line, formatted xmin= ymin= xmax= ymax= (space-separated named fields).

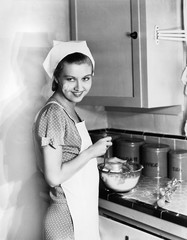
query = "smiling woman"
xmin=33 ymin=41 xmax=112 ymax=240
xmin=52 ymin=52 xmax=94 ymax=105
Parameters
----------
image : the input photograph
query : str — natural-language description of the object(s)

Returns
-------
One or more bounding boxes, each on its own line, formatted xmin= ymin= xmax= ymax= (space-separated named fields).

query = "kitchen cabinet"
xmin=70 ymin=0 xmax=184 ymax=108
xmin=99 ymin=215 xmax=162 ymax=240
xmin=99 ymin=198 xmax=187 ymax=240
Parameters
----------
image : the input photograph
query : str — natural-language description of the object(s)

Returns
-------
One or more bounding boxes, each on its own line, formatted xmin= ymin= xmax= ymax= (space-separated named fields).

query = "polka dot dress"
xmin=34 ymin=100 xmax=82 ymax=240
xmin=43 ymin=187 xmax=74 ymax=240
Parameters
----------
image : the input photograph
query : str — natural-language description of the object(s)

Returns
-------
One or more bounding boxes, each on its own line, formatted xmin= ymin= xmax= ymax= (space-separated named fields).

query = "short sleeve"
xmin=37 ymin=104 xmax=66 ymax=149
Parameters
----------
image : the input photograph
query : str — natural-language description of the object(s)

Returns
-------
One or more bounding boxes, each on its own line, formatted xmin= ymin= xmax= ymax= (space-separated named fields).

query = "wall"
xmin=80 ymin=103 xmax=187 ymax=136
xmin=106 ymin=107 xmax=186 ymax=135
xmin=0 ymin=0 xmax=69 ymax=239
xmin=78 ymin=102 xmax=187 ymax=136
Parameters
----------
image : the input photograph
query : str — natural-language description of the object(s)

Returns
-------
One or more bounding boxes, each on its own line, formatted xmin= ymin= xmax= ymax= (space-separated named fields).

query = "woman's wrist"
xmin=79 ymin=148 xmax=93 ymax=162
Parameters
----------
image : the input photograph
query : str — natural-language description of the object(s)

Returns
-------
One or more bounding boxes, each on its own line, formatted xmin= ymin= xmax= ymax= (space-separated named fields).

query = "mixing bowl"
xmin=98 ymin=161 xmax=143 ymax=193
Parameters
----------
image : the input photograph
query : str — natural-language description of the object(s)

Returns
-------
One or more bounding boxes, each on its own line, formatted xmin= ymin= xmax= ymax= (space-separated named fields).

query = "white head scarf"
xmin=43 ymin=40 xmax=95 ymax=79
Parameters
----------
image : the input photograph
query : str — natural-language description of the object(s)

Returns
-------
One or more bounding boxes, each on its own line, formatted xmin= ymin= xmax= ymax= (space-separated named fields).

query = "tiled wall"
xmin=78 ymin=104 xmax=187 ymax=150
xmin=78 ymin=105 xmax=187 ymax=151
xmin=89 ymin=128 xmax=187 ymax=152
xmin=77 ymin=103 xmax=187 ymax=136
xmin=109 ymin=129 xmax=187 ymax=151
xmin=90 ymin=128 xmax=187 ymax=180
xmin=106 ymin=109 xmax=185 ymax=136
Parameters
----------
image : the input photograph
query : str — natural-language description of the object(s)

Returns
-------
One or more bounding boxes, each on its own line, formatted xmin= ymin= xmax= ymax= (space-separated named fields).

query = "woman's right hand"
xmin=86 ymin=136 xmax=113 ymax=159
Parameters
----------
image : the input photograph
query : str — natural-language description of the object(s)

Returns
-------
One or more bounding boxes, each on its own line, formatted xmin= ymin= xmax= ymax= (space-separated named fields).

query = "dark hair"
xmin=52 ymin=52 xmax=93 ymax=91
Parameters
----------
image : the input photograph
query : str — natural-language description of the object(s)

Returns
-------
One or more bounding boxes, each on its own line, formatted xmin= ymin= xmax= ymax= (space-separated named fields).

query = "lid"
xmin=169 ymin=149 xmax=187 ymax=158
xmin=142 ymin=143 xmax=170 ymax=152
xmin=90 ymin=131 xmax=119 ymax=139
xmin=115 ymin=137 xmax=144 ymax=146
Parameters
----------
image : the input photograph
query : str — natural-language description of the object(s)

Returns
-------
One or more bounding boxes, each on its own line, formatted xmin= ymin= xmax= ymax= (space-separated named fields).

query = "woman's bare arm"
xmin=42 ymin=136 xmax=112 ymax=187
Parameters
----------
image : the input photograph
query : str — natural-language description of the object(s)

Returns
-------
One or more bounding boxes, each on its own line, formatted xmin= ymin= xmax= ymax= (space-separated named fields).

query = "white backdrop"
xmin=0 ymin=0 xmax=69 ymax=239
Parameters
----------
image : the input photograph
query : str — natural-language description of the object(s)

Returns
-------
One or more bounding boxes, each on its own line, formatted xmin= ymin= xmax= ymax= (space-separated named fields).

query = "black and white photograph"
xmin=0 ymin=0 xmax=187 ymax=239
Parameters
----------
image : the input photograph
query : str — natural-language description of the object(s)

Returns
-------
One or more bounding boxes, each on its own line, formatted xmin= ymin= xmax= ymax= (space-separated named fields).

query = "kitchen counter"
xmin=99 ymin=176 xmax=187 ymax=239
xmin=92 ymin=129 xmax=187 ymax=239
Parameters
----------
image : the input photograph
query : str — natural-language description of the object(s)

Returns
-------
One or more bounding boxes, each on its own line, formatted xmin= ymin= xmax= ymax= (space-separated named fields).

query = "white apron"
xmin=61 ymin=120 xmax=100 ymax=240
xmin=34 ymin=101 xmax=100 ymax=240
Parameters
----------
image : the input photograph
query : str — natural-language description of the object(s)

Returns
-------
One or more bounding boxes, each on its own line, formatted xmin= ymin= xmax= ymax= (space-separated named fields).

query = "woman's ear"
xmin=52 ymin=78 xmax=58 ymax=91
xmin=54 ymin=77 xmax=58 ymax=83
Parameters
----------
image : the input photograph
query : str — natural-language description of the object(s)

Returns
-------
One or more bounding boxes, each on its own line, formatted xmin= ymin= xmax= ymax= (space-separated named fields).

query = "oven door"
xmin=99 ymin=214 xmax=162 ymax=240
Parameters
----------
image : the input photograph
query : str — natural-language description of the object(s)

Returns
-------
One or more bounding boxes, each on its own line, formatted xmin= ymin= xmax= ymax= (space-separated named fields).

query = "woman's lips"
xmin=72 ymin=91 xmax=84 ymax=97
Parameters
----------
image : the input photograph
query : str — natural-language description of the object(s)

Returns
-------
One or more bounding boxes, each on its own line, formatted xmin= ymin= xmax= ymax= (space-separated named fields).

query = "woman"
xmin=33 ymin=41 xmax=112 ymax=240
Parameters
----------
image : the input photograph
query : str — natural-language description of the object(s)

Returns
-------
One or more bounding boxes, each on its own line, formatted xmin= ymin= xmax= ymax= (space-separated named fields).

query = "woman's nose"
xmin=74 ymin=80 xmax=82 ymax=91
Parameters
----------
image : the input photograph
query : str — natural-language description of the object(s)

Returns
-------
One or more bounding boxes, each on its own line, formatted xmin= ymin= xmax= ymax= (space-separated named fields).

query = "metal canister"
xmin=168 ymin=149 xmax=187 ymax=181
xmin=113 ymin=137 xmax=144 ymax=163
xmin=142 ymin=143 xmax=170 ymax=178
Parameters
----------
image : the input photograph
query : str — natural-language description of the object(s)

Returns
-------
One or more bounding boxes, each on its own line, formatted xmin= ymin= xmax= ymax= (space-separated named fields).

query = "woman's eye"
xmin=66 ymin=77 xmax=75 ymax=82
xmin=83 ymin=76 xmax=91 ymax=81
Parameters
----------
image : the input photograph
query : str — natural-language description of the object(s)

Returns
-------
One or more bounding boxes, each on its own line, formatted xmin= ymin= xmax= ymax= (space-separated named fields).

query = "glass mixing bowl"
xmin=98 ymin=162 xmax=143 ymax=193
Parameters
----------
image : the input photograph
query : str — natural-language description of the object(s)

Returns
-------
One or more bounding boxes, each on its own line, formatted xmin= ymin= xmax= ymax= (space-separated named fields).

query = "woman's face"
xmin=57 ymin=62 xmax=93 ymax=104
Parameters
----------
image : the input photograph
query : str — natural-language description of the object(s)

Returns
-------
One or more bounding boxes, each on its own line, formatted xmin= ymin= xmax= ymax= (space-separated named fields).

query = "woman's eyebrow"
xmin=63 ymin=73 xmax=92 ymax=78
xmin=83 ymin=74 xmax=92 ymax=77
xmin=63 ymin=74 xmax=75 ymax=78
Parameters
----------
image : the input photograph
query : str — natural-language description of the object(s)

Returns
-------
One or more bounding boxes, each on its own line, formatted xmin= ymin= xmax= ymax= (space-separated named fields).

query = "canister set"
xmin=113 ymin=137 xmax=187 ymax=181
xmin=90 ymin=132 xmax=187 ymax=181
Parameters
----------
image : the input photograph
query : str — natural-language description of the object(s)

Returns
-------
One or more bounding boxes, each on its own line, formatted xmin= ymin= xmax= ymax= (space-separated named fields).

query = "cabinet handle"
xmin=129 ymin=31 xmax=138 ymax=39
xmin=125 ymin=236 xmax=129 ymax=240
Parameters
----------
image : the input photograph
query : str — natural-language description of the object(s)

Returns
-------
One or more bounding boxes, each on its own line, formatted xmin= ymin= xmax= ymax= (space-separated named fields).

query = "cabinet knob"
xmin=129 ymin=31 xmax=138 ymax=39
xmin=125 ymin=236 xmax=129 ymax=240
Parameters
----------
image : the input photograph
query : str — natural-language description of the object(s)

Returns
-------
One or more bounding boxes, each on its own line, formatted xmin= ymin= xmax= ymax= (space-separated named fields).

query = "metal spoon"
xmin=102 ymin=131 xmax=108 ymax=170
xmin=102 ymin=149 xmax=108 ymax=170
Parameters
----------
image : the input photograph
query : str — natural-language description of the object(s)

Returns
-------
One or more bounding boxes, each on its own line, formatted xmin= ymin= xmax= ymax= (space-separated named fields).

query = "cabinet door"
xmin=70 ymin=0 xmax=183 ymax=108
xmin=99 ymin=215 xmax=162 ymax=240
xmin=70 ymin=0 xmax=142 ymax=107
xmin=140 ymin=0 xmax=183 ymax=108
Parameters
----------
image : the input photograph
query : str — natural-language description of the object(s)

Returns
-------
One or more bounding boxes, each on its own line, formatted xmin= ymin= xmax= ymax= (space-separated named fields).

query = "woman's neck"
xmin=51 ymin=92 xmax=81 ymax=123
xmin=52 ymin=92 xmax=75 ymax=111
